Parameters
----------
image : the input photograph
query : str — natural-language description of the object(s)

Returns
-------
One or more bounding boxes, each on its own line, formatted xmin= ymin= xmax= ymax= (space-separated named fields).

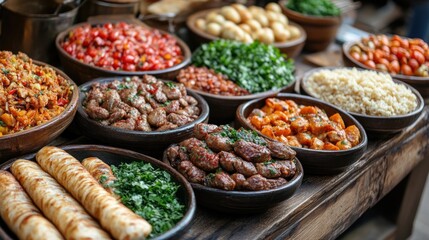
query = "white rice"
xmin=305 ymin=68 xmax=417 ymax=116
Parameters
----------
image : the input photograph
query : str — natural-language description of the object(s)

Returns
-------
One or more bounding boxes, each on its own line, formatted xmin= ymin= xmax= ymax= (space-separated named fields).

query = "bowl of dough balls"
xmin=187 ymin=2 xmax=306 ymax=59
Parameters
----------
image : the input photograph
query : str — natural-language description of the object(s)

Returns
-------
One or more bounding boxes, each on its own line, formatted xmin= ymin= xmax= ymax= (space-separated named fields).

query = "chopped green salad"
xmin=192 ymin=40 xmax=295 ymax=94
xmin=286 ymin=0 xmax=341 ymax=17
xmin=110 ymin=162 xmax=185 ymax=238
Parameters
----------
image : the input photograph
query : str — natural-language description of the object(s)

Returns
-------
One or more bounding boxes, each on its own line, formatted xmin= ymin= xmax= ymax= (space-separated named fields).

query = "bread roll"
xmin=11 ymin=160 xmax=111 ymax=240
xmin=36 ymin=146 xmax=152 ymax=240
xmin=0 ymin=170 xmax=64 ymax=240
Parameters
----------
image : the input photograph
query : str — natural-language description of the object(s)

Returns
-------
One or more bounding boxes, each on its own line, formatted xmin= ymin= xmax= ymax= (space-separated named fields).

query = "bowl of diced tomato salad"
xmin=55 ymin=19 xmax=191 ymax=84
xmin=236 ymin=93 xmax=367 ymax=174
xmin=0 ymin=51 xmax=78 ymax=161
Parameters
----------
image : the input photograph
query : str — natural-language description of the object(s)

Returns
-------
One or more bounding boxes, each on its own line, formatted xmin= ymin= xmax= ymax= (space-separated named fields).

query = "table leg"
xmin=394 ymin=157 xmax=429 ymax=240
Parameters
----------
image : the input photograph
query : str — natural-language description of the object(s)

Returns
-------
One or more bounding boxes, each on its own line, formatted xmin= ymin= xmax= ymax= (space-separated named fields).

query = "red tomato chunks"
xmin=61 ymin=22 xmax=184 ymax=72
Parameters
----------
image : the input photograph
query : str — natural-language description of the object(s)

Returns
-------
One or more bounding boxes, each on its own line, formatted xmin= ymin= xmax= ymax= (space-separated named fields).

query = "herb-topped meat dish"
xmin=166 ymin=123 xmax=297 ymax=191
xmin=83 ymin=75 xmax=201 ymax=131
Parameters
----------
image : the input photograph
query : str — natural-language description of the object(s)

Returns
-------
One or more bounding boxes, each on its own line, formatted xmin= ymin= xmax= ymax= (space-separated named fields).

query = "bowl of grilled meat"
xmin=163 ymin=123 xmax=303 ymax=214
xmin=76 ymin=75 xmax=209 ymax=153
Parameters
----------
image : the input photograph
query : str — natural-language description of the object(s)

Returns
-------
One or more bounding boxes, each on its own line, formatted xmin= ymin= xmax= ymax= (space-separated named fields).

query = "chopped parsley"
xmin=165 ymin=81 xmax=176 ymax=89
xmin=218 ymin=125 xmax=267 ymax=146
xmin=192 ymin=40 xmax=295 ymax=93
xmin=0 ymin=120 xmax=5 ymax=127
xmin=161 ymin=100 xmax=171 ymax=107
xmin=110 ymin=162 xmax=185 ymax=238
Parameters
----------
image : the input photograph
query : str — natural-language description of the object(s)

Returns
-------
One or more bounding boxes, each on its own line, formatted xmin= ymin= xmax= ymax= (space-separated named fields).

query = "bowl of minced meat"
xmin=301 ymin=67 xmax=424 ymax=134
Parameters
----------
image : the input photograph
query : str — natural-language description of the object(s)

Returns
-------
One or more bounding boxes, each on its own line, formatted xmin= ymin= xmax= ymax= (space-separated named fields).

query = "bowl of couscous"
xmin=300 ymin=67 xmax=424 ymax=135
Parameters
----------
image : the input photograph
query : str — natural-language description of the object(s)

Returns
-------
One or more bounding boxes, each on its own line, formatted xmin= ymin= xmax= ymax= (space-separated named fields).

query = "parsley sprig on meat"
xmin=110 ymin=162 xmax=185 ymax=238
xmin=218 ymin=125 xmax=267 ymax=146
xmin=192 ymin=40 xmax=295 ymax=94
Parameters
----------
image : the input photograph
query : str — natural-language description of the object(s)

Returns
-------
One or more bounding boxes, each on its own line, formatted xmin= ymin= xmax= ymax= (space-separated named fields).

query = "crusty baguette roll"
xmin=11 ymin=160 xmax=111 ymax=240
xmin=36 ymin=146 xmax=152 ymax=240
xmin=0 ymin=170 xmax=64 ymax=240
xmin=82 ymin=157 xmax=117 ymax=196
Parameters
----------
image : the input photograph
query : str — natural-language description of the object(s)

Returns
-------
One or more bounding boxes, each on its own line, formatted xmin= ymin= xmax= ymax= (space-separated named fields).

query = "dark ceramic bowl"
xmin=186 ymin=8 xmax=306 ymax=59
xmin=300 ymin=67 xmax=425 ymax=135
xmin=0 ymin=144 xmax=196 ymax=240
xmin=185 ymin=79 xmax=295 ymax=124
xmin=162 ymin=147 xmax=303 ymax=214
xmin=342 ymin=40 xmax=429 ymax=102
xmin=236 ymin=93 xmax=368 ymax=174
xmin=55 ymin=18 xmax=191 ymax=84
xmin=76 ymin=77 xmax=209 ymax=153
xmin=0 ymin=61 xmax=78 ymax=162
xmin=279 ymin=0 xmax=341 ymax=52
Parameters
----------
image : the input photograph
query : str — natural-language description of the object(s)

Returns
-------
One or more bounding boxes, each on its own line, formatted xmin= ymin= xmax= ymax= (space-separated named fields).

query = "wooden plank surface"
xmin=179 ymin=107 xmax=429 ymax=240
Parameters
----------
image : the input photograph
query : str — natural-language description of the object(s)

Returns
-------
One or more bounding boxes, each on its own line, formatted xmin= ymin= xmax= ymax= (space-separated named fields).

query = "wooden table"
xmin=173 ymin=51 xmax=429 ymax=239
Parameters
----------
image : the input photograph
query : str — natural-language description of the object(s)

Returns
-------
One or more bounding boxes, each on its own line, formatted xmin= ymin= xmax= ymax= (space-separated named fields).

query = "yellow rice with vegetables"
xmin=0 ymin=51 xmax=73 ymax=136
xmin=305 ymin=68 xmax=417 ymax=116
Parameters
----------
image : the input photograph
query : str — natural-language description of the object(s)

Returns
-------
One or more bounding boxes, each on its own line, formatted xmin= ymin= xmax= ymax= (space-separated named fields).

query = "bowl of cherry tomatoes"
xmin=342 ymin=34 xmax=429 ymax=101
xmin=55 ymin=18 xmax=191 ymax=84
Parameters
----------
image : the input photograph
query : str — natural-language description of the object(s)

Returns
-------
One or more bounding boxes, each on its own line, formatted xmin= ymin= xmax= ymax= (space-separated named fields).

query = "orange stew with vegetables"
xmin=0 ymin=51 xmax=73 ymax=137
xmin=247 ymin=98 xmax=361 ymax=150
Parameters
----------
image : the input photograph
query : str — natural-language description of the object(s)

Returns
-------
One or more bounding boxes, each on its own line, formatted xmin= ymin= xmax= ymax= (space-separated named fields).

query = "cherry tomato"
xmin=412 ymin=50 xmax=425 ymax=65
xmin=401 ymin=64 xmax=413 ymax=75
xmin=408 ymin=58 xmax=419 ymax=71
xmin=389 ymin=60 xmax=400 ymax=73
xmin=364 ymin=60 xmax=376 ymax=69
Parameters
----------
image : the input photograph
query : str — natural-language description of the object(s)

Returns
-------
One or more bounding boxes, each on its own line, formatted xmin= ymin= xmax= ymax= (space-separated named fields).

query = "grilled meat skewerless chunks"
xmin=0 ymin=170 xmax=64 ymax=240
xmin=11 ymin=160 xmax=111 ymax=240
xmin=177 ymin=161 xmax=207 ymax=184
xmin=234 ymin=140 xmax=272 ymax=163
xmin=266 ymin=140 xmax=296 ymax=159
xmin=218 ymin=151 xmax=257 ymax=177
xmin=36 ymin=146 xmax=152 ymax=240
xmin=205 ymin=172 xmax=236 ymax=191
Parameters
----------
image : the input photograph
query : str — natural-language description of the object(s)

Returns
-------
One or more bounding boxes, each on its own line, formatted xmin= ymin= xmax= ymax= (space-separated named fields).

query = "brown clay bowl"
xmin=300 ymin=67 xmax=425 ymax=135
xmin=279 ymin=0 xmax=341 ymax=52
xmin=236 ymin=93 xmax=368 ymax=174
xmin=186 ymin=8 xmax=306 ymax=59
xmin=342 ymin=40 xmax=429 ymax=102
xmin=162 ymin=146 xmax=303 ymax=214
xmin=76 ymin=77 xmax=209 ymax=153
xmin=184 ymin=79 xmax=296 ymax=125
xmin=0 ymin=61 xmax=78 ymax=162
xmin=55 ymin=18 xmax=191 ymax=84
xmin=0 ymin=144 xmax=196 ymax=240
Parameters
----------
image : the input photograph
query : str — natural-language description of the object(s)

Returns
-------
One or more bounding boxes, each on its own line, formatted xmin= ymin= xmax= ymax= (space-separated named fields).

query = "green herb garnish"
xmin=218 ymin=125 xmax=267 ymax=146
xmin=286 ymin=0 xmax=340 ymax=17
xmin=0 ymin=120 xmax=5 ymax=127
xmin=192 ymin=40 xmax=295 ymax=94
xmin=165 ymin=82 xmax=176 ymax=89
xmin=111 ymin=162 xmax=185 ymax=238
